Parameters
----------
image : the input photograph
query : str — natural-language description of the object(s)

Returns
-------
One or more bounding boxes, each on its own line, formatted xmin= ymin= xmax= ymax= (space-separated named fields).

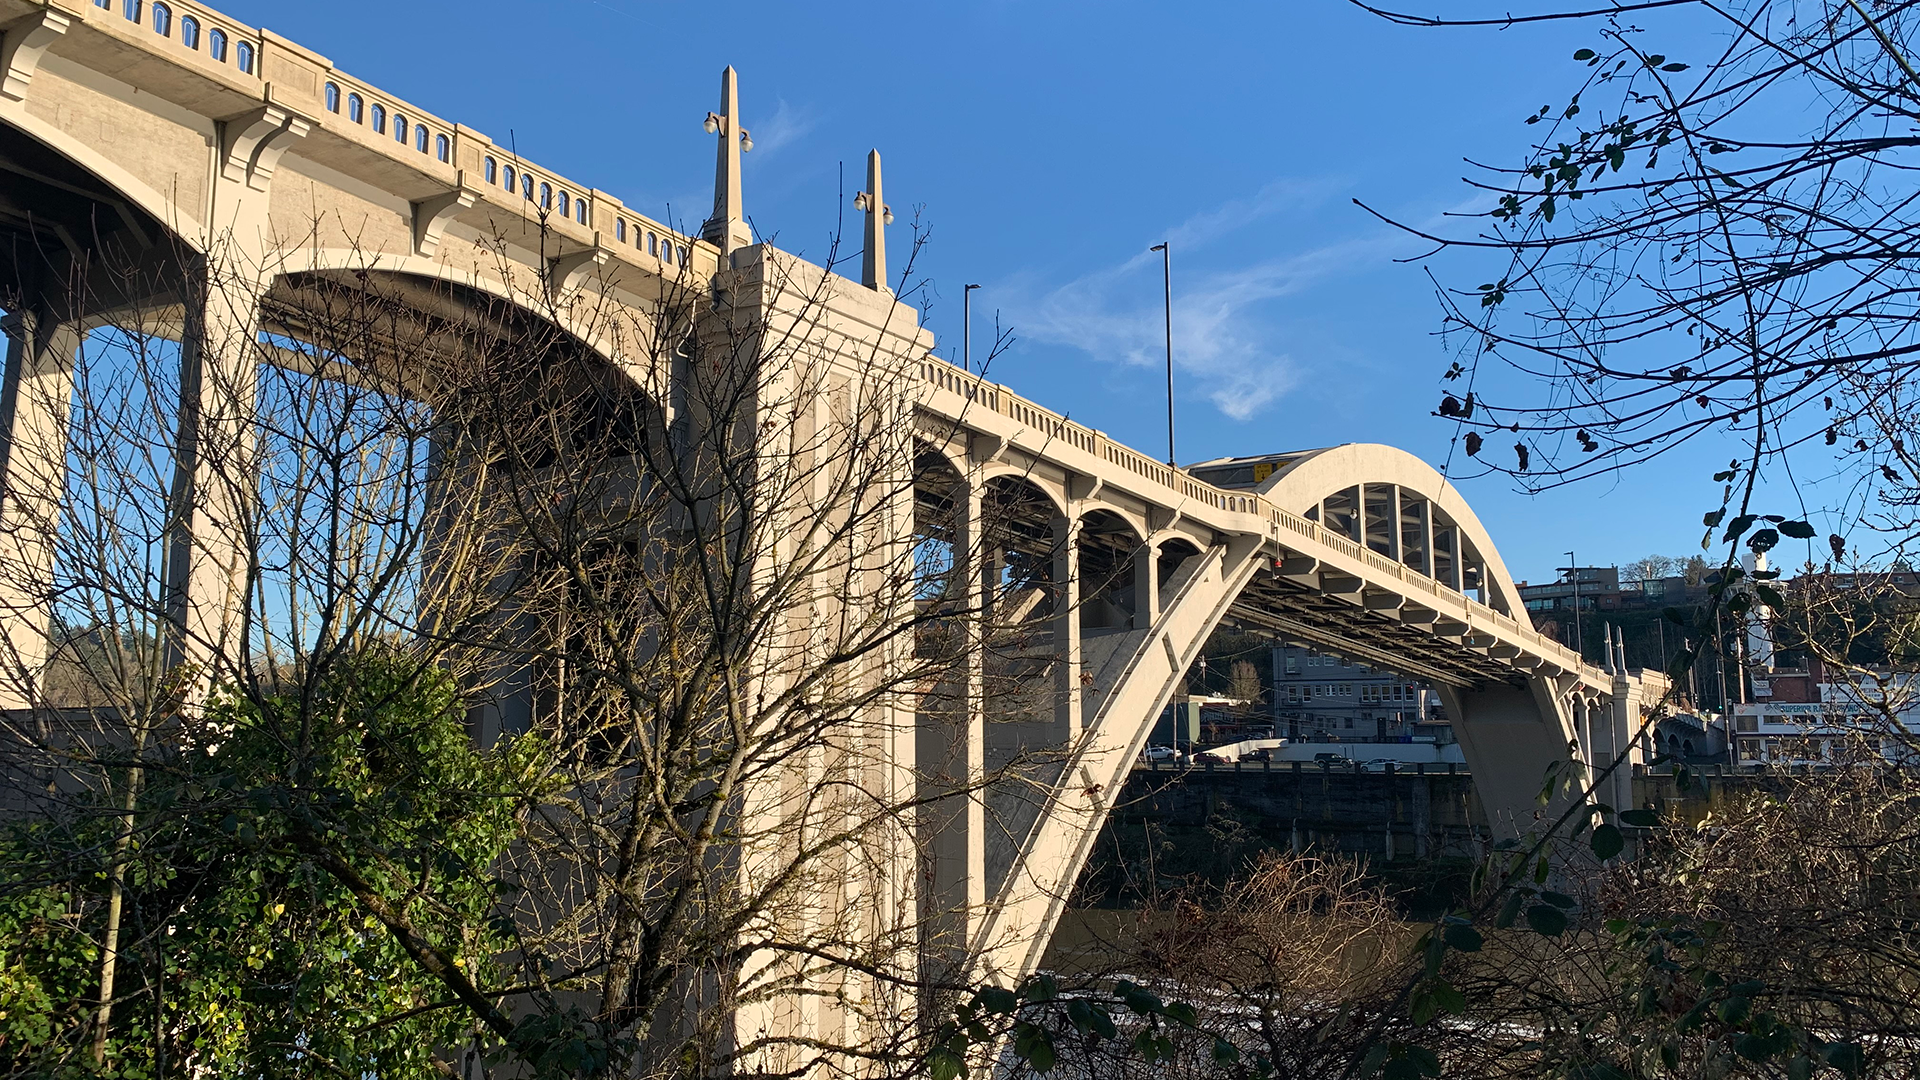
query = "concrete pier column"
xmin=164 ymin=273 xmax=268 ymax=692
xmin=0 ymin=310 xmax=82 ymax=709
xmin=1131 ymin=538 xmax=1159 ymax=629
xmin=925 ymin=478 xmax=987 ymax=969
xmin=1052 ymin=512 xmax=1081 ymax=741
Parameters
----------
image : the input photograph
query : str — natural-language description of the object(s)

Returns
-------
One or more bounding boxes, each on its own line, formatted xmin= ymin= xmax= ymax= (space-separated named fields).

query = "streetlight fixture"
xmin=963 ymin=283 xmax=981 ymax=373
xmin=1150 ymin=242 xmax=1173 ymax=466
xmin=1560 ymin=552 xmax=1584 ymax=660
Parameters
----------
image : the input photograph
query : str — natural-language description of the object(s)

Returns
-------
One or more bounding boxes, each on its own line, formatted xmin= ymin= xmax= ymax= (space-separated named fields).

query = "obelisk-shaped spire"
xmin=853 ymin=149 xmax=893 ymax=293
xmin=701 ymin=66 xmax=752 ymax=255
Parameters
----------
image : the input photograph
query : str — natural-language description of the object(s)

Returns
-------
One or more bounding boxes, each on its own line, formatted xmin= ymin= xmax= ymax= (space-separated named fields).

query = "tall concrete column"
xmin=1132 ymin=538 xmax=1159 ymax=629
xmin=164 ymin=273 xmax=267 ymax=691
xmin=1053 ymin=512 xmax=1081 ymax=741
xmin=925 ymin=479 xmax=987 ymax=970
xmin=0 ymin=311 xmax=81 ymax=709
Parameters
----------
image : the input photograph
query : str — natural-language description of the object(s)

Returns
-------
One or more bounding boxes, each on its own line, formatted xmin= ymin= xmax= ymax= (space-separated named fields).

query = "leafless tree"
xmin=1356 ymin=0 xmax=1920 ymax=562
xmin=0 ymin=198 xmax=1057 ymax=1078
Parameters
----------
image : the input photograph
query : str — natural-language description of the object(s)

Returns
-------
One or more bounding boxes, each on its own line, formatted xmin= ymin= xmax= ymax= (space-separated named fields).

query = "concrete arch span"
xmin=1255 ymin=442 xmax=1525 ymax=616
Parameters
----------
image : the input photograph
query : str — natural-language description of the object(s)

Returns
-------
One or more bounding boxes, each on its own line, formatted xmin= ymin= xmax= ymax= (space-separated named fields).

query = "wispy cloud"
xmin=750 ymin=98 xmax=819 ymax=159
xmin=1007 ymin=184 xmax=1396 ymax=422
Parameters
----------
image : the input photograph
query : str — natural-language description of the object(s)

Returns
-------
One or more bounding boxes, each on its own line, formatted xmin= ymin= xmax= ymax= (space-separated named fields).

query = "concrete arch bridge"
xmin=0 ymin=0 xmax=1666 ymax=1053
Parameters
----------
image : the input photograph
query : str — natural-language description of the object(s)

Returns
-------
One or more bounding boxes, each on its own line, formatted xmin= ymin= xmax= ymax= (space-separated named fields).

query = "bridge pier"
xmin=0 ymin=309 xmax=81 ymax=709
xmin=163 ymin=269 xmax=271 ymax=689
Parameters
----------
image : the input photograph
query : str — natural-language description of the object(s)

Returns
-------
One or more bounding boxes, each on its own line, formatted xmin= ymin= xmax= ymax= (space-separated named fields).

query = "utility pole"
xmin=1151 ymin=242 xmax=1174 ymax=466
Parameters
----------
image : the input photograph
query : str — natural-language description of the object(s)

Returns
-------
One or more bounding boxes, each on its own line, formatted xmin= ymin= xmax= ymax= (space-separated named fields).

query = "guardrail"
xmin=70 ymin=0 xmax=699 ymax=271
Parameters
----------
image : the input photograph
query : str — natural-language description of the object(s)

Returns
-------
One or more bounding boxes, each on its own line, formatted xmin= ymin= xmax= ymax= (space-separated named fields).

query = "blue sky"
xmin=213 ymin=0 xmax=1804 ymax=585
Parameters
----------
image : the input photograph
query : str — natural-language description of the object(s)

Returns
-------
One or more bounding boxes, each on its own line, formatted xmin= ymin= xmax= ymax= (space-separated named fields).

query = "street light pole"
xmin=963 ymin=283 xmax=981 ymax=373
xmin=1150 ymin=242 xmax=1173 ymax=466
xmin=1564 ymin=551 xmax=1584 ymax=661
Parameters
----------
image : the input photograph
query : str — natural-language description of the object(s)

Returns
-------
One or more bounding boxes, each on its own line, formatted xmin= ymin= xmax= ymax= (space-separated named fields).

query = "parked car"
xmin=1312 ymin=752 xmax=1345 ymax=765
xmin=1140 ymin=745 xmax=1176 ymax=762
xmin=1242 ymin=748 xmax=1272 ymax=763
xmin=1361 ymin=758 xmax=1398 ymax=773
xmin=1195 ymin=751 xmax=1231 ymax=765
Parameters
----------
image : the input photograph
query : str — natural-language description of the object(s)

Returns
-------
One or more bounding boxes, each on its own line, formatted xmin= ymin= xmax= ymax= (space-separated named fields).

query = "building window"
xmin=180 ymin=14 xmax=199 ymax=47
xmin=521 ymin=174 xmax=533 ymax=200
xmin=417 ymin=125 xmax=430 ymax=153
xmin=370 ymin=103 xmax=386 ymax=135
xmin=647 ymin=232 xmax=657 ymax=255
xmin=325 ymin=82 xmax=341 ymax=113
xmin=616 ymin=219 xmax=627 ymax=243
xmin=502 ymin=165 xmax=516 ymax=192
xmin=539 ymin=182 xmax=552 ymax=208
xmin=676 ymin=245 xmax=688 ymax=265
xmin=484 ymin=157 xmax=498 ymax=184
xmin=348 ymin=94 xmax=364 ymax=124
xmin=394 ymin=114 xmax=408 ymax=144
xmin=576 ymin=199 xmax=588 ymax=225
xmin=208 ymin=27 xmax=227 ymax=61
xmin=151 ymin=2 xmax=170 ymax=35
xmin=436 ymin=133 xmax=451 ymax=162
xmin=123 ymin=0 xmax=140 ymax=22
xmin=557 ymin=191 xmax=570 ymax=217
xmin=236 ymin=40 xmax=253 ymax=74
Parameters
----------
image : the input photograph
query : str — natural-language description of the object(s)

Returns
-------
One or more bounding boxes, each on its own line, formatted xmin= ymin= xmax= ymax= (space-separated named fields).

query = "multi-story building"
xmin=1269 ymin=644 xmax=1433 ymax=741
xmin=1731 ymin=666 xmax=1920 ymax=764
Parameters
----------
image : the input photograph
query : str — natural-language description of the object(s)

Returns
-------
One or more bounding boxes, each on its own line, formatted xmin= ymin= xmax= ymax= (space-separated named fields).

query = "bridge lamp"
xmin=963 ymin=283 xmax=981 ymax=373
xmin=1150 ymin=242 xmax=1173 ymax=467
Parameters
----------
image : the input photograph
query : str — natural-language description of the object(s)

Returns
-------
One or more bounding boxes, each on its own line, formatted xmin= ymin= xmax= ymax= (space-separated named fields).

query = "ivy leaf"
xmin=1591 ymin=823 xmax=1624 ymax=860
xmin=1749 ymin=527 xmax=1780 ymax=552
xmin=1755 ymin=584 xmax=1785 ymax=610
xmin=1443 ymin=923 xmax=1485 ymax=952
xmin=1496 ymin=891 xmax=1527 ymax=929
xmin=1778 ymin=520 xmax=1816 ymax=539
xmin=1526 ymin=904 xmax=1570 ymax=936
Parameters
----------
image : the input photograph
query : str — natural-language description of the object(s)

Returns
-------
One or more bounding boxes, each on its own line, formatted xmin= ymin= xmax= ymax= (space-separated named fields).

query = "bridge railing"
xmin=66 ymin=0 xmax=700 ymax=275
xmin=913 ymin=355 xmax=1598 ymax=680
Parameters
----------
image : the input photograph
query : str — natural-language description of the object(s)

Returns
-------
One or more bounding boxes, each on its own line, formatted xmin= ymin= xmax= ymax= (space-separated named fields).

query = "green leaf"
xmin=1541 ymin=890 xmax=1577 ymax=909
xmin=1443 ymin=923 xmax=1485 ymax=952
xmin=978 ymin=987 xmax=1018 ymax=1014
xmin=1574 ymin=48 xmax=1597 ymax=60
xmin=1526 ymin=904 xmax=1569 ymax=936
xmin=1825 ymin=1042 xmax=1865 ymax=1077
xmin=1778 ymin=520 xmax=1816 ymax=539
xmin=1724 ymin=514 xmax=1757 ymax=541
xmin=1212 ymin=1038 xmax=1242 ymax=1064
xmin=1749 ymin=527 xmax=1780 ymax=553
xmin=1496 ymin=891 xmax=1526 ymax=929
xmin=929 ymin=1045 xmax=966 ymax=1080
xmin=1719 ymin=996 xmax=1752 ymax=1024
xmin=1619 ymin=808 xmax=1660 ymax=827
xmin=1755 ymin=584 xmax=1785 ymax=610
xmin=1661 ymin=62 xmax=1690 ymax=71
xmin=1591 ymin=823 xmax=1624 ymax=860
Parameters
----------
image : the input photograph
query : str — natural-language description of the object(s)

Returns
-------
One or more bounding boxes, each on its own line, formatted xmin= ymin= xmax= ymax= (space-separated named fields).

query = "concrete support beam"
xmin=164 ymin=274 xmax=268 ymax=692
xmin=0 ymin=8 xmax=70 ymax=104
xmin=0 ymin=311 xmax=80 ymax=709
xmin=1132 ymin=538 xmax=1159 ymax=628
xmin=1053 ymin=513 xmax=1081 ymax=740
xmin=412 ymin=180 xmax=478 ymax=257
xmin=1362 ymin=589 xmax=1403 ymax=612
